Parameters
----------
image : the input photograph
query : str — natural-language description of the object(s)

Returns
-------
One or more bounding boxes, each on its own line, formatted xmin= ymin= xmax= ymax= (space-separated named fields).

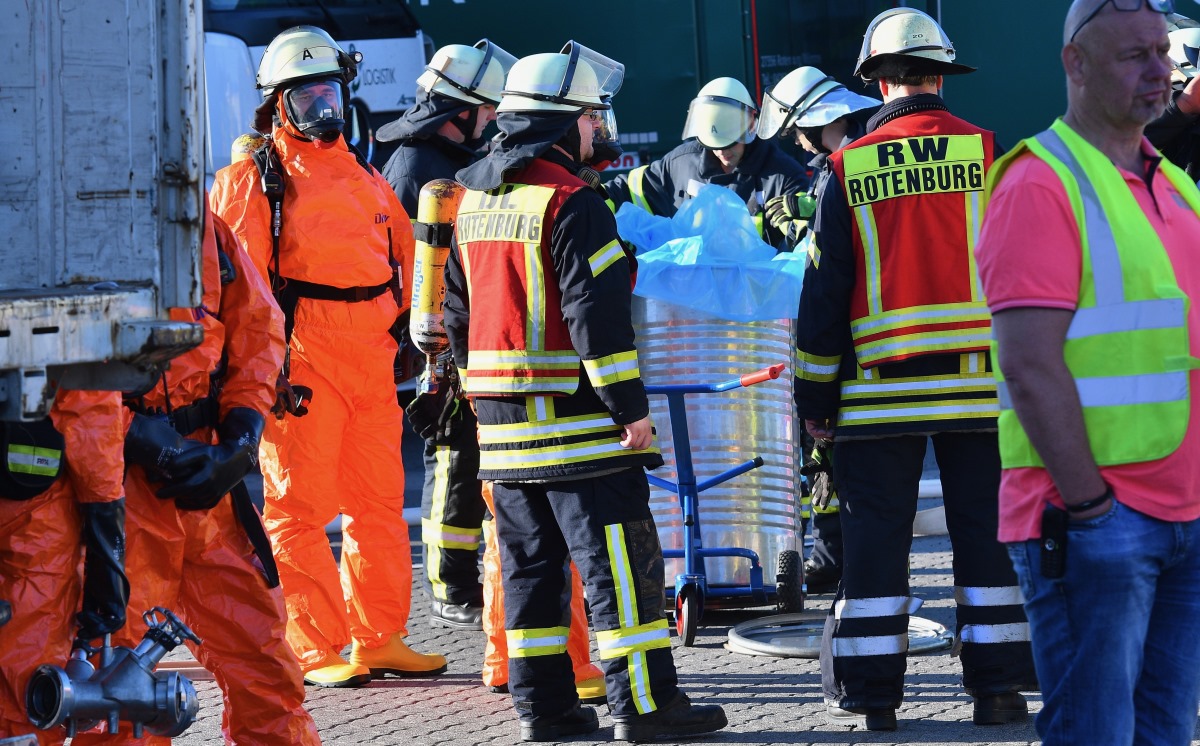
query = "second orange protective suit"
xmin=73 ymin=209 xmax=319 ymax=746
xmin=0 ymin=389 xmax=125 ymax=746
xmin=210 ymin=114 xmax=419 ymax=673
xmin=479 ymin=483 xmax=603 ymax=690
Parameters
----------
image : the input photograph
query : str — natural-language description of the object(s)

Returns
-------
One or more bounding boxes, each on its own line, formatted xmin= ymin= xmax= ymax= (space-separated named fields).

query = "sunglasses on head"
xmin=1069 ymin=0 xmax=1174 ymax=43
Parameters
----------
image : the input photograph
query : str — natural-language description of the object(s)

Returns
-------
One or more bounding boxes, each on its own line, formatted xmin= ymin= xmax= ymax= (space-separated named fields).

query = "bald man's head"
xmin=1065 ymin=0 xmax=1112 ymax=46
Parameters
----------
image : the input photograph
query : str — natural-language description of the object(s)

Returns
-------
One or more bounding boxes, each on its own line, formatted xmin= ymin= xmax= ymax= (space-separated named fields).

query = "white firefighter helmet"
xmin=417 ymin=39 xmax=518 ymax=106
xmin=1169 ymin=27 xmax=1200 ymax=80
xmin=681 ymin=77 xmax=758 ymax=149
xmin=256 ymin=25 xmax=361 ymax=98
xmin=855 ymin=8 xmax=975 ymax=81
xmin=498 ymin=41 xmax=624 ymax=113
xmin=757 ymin=66 xmax=880 ymax=139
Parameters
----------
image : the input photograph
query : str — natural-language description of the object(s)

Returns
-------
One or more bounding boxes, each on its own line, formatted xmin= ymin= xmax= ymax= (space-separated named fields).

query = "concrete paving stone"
xmin=85 ymin=531 xmax=1200 ymax=745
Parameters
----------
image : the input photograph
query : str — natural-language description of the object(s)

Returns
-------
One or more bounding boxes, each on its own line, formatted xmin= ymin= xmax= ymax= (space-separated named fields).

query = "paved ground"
xmin=166 ymin=529 xmax=1042 ymax=746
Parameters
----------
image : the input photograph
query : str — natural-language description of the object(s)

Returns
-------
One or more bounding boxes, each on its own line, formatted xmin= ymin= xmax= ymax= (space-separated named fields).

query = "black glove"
xmin=764 ymin=193 xmax=816 ymax=234
xmin=124 ymin=413 xmax=203 ymax=481
xmin=271 ymin=373 xmax=311 ymax=419
xmin=405 ymin=385 xmax=462 ymax=444
xmin=156 ymin=408 xmax=265 ymax=510
xmin=77 ymin=499 xmax=130 ymax=643
xmin=799 ymin=441 xmax=835 ymax=510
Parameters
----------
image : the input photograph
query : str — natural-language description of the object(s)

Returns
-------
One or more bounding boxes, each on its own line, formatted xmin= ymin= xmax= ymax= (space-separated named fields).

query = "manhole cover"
xmin=726 ymin=612 xmax=953 ymax=658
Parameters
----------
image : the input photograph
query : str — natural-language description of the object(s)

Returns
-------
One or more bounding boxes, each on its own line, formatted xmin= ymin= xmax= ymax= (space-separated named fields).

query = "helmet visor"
xmin=472 ymin=39 xmax=519 ymax=90
xmin=560 ymin=41 xmax=625 ymax=100
xmin=587 ymin=105 xmax=620 ymax=146
xmin=682 ymin=96 xmax=756 ymax=149
xmin=284 ymin=79 xmax=345 ymax=139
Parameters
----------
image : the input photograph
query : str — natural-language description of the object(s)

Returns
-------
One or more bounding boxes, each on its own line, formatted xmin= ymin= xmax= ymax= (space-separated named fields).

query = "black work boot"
xmin=973 ymin=691 xmax=1029 ymax=725
xmin=519 ymin=704 xmax=598 ymax=742
xmin=430 ymin=600 xmax=484 ymax=630
xmin=826 ymin=704 xmax=898 ymax=731
xmin=802 ymin=560 xmax=841 ymax=595
xmin=612 ymin=695 xmax=727 ymax=742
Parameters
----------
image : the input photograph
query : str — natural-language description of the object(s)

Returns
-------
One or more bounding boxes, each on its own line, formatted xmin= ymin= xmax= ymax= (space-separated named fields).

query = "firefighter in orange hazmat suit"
xmin=209 ymin=25 xmax=445 ymax=688
xmin=0 ymin=389 xmax=128 ymax=745
xmin=73 ymin=205 xmax=321 ymax=745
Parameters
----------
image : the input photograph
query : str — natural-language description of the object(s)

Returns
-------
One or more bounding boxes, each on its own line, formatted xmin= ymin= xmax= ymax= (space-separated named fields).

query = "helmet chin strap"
xmin=450 ymin=108 xmax=487 ymax=150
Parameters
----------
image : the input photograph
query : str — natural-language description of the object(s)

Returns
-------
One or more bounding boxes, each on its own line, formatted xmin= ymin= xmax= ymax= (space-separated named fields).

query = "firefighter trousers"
xmin=421 ymin=403 xmax=484 ymax=606
xmin=821 ymin=432 xmax=1036 ymax=710
xmin=490 ymin=468 xmax=680 ymax=719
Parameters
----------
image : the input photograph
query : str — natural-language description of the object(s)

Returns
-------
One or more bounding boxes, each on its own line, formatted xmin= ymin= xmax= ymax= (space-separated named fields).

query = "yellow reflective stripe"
xmin=628 ymin=166 xmax=651 ymax=213
xmin=960 ymin=352 xmax=986 ymax=374
xmin=478 ymin=414 xmax=619 ymax=444
xmin=753 ymin=213 xmax=764 ymax=237
xmin=854 ymin=205 xmax=883 ymax=317
xmin=421 ymin=518 xmax=482 ymax=551
xmin=795 ymin=350 xmax=841 ymax=382
xmin=426 ymin=446 xmax=451 ymax=597
xmin=589 ymin=239 xmax=624 ymax=277
xmin=506 ymin=626 xmax=569 ymax=657
xmin=524 ymin=243 xmax=546 ymax=351
xmin=605 ymin=523 xmax=638 ymax=628
xmin=582 ymin=351 xmax=641 ymax=388
xmin=800 ymin=492 xmax=812 ymax=520
xmin=964 ymin=190 xmax=984 ymax=301
xmin=461 ymin=374 xmax=579 ymax=395
xmin=468 ymin=350 xmax=580 ymax=366
xmin=603 ymin=523 xmax=659 ymax=714
xmin=842 ymin=134 xmax=986 ymax=207
xmin=595 ymin=619 xmax=671 ymax=659
xmin=840 ymin=373 xmax=997 ymax=399
xmin=850 ymin=302 xmax=991 ymax=337
xmin=838 ymin=398 xmax=999 ymax=425
xmin=526 ymin=395 xmax=555 ymax=423
xmin=7 ymin=445 xmax=61 ymax=476
xmin=628 ymin=651 xmax=655 ymax=714
xmin=855 ymin=328 xmax=993 ymax=366
xmin=480 ymin=438 xmax=660 ymax=471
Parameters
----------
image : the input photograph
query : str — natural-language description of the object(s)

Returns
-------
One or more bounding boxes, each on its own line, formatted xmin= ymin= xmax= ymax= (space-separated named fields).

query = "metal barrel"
xmin=633 ymin=296 xmax=800 ymax=588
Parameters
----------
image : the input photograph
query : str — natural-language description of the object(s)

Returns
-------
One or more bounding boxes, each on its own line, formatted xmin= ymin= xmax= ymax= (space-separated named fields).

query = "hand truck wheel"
xmin=675 ymin=586 xmax=699 ymax=647
xmin=775 ymin=549 xmax=805 ymax=613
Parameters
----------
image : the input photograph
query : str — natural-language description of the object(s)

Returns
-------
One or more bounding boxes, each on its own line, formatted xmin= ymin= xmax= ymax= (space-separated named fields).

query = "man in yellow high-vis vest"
xmin=977 ymin=2 xmax=1200 ymax=744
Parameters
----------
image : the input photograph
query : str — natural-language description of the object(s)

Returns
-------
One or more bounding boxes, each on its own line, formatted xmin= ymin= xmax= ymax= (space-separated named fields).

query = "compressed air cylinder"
xmin=410 ymin=179 xmax=465 ymax=393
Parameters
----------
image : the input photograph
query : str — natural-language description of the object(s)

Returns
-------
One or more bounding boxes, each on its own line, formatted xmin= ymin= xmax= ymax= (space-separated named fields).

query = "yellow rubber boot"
xmin=302 ymin=654 xmax=372 ymax=688
xmin=349 ymin=633 xmax=448 ymax=679
xmin=575 ymin=676 xmax=607 ymax=705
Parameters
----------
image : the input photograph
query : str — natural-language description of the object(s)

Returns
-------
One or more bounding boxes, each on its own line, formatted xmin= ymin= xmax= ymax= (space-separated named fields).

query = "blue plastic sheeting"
xmin=615 ymin=185 xmax=806 ymax=322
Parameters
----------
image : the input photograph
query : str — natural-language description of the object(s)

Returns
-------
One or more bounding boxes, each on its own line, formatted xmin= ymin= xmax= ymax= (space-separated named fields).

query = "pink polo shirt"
xmin=975 ymin=141 xmax=1200 ymax=542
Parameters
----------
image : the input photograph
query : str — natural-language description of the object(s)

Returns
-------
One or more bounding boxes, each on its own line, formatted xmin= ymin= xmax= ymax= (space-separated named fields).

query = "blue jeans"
xmin=1007 ymin=499 xmax=1200 ymax=746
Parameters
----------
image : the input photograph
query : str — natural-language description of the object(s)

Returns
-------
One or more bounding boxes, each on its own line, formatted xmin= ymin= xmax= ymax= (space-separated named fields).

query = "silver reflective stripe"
xmin=857 ymin=330 xmax=993 ymax=359
xmin=832 ymin=633 xmax=908 ymax=657
xmin=834 ymin=595 xmax=922 ymax=619
xmin=851 ymin=305 xmax=989 ymax=335
xmin=842 ymin=376 xmax=995 ymax=396
xmin=959 ymin=622 xmax=1031 ymax=644
xmin=858 ymin=205 xmax=882 ymax=317
xmin=999 ymin=371 xmax=1187 ymax=410
xmin=1067 ymin=298 xmax=1185 ymax=339
xmin=1034 ymin=129 xmax=1123 ymax=305
xmin=954 ymin=586 xmax=1024 ymax=606
xmin=1076 ymin=371 xmax=1188 ymax=406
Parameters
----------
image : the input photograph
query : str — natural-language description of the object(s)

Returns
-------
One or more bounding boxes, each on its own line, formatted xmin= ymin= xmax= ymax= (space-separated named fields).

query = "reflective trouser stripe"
xmin=604 ymin=522 xmax=658 ymax=714
xmin=959 ymin=622 xmax=1031 ymax=644
xmin=596 ymin=620 xmax=671 ymax=658
xmin=832 ymin=633 xmax=908 ymax=657
xmin=507 ymin=627 xmax=569 ymax=657
xmin=426 ymin=446 xmax=452 ymax=599
xmin=421 ymin=518 xmax=481 ymax=551
xmin=834 ymin=596 xmax=922 ymax=619
xmin=954 ymin=585 xmax=1024 ymax=606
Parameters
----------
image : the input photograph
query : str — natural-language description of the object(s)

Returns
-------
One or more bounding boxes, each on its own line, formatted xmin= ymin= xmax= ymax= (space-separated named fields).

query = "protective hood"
xmin=376 ymin=89 xmax=476 ymax=143
xmin=790 ymin=87 xmax=881 ymax=129
xmin=455 ymin=110 xmax=581 ymax=191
